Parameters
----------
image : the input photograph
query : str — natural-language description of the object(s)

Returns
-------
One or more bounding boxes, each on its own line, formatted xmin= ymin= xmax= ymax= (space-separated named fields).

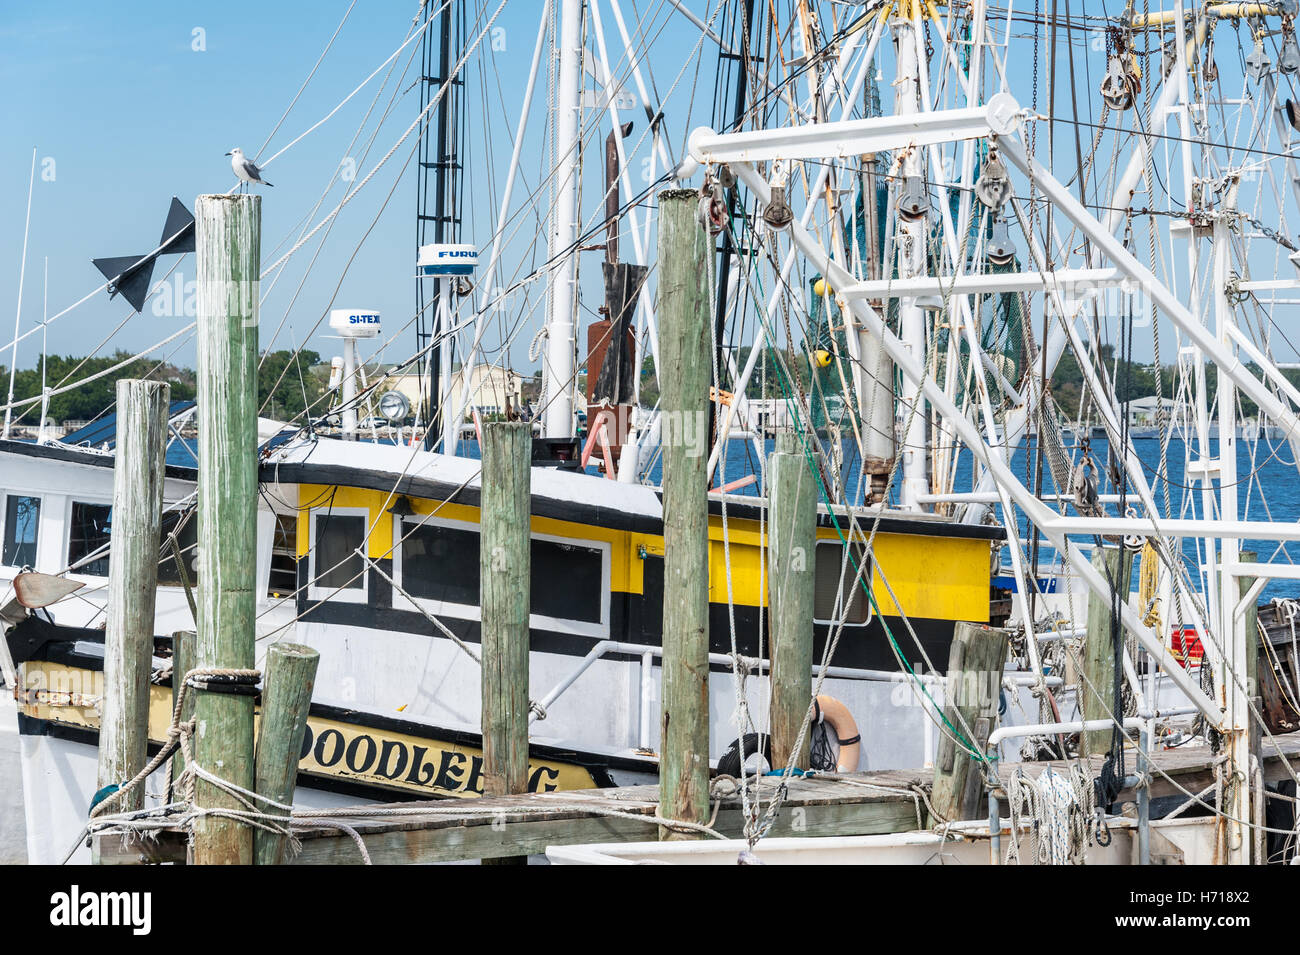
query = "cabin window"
xmin=813 ymin=540 xmax=870 ymax=625
xmin=400 ymin=519 xmax=480 ymax=606
xmin=68 ymin=502 xmax=112 ymax=576
xmin=2 ymin=495 xmax=41 ymax=567
xmin=394 ymin=517 xmax=610 ymax=637
xmin=268 ymin=513 xmax=298 ymax=597
xmin=158 ymin=509 xmax=200 ymax=588
xmin=531 ymin=536 xmax=603 ymax=624
xmin=312 ymin=512 xmax=366 ymax=591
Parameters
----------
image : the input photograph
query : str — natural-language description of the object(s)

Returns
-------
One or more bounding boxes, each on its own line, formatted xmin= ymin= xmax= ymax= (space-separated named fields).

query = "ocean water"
xmin=165 ymin=429 xmax=1300 ymax=601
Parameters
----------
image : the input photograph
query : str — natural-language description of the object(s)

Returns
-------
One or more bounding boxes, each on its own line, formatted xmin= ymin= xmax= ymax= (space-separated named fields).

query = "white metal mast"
xmin=1213 ymin=183 xmax=1250 ymax=864
xmin=891 ymin=14 xmax=929 ymax=509
xmin=543 ymin=0 xmax=585 ymax=440
xmin=438 ymin=286 xmax=458 ymax=453
xmin=3 ymin=148 xmax=36 ymax=441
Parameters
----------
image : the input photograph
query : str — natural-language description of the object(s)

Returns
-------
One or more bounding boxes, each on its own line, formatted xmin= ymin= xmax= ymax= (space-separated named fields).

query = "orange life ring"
xmin=815 ymin=694 xmax=860 ymax=772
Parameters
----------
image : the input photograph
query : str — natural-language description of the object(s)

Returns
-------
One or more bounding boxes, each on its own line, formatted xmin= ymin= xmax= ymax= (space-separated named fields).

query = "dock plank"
xmin=91 ymin=732 xmax=1300 ymax=864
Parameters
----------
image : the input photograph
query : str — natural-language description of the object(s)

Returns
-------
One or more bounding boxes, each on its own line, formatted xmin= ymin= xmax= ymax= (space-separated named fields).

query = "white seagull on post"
xmin=225 ymin=148 xmax=273 ymax=191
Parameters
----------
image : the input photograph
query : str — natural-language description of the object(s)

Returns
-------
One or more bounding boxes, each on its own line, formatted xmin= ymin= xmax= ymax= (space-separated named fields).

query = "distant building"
xmin=383 ymin=365 xmax=524 ymax=420
xmin=1123 ymin=395 xmax=1177 ymax=428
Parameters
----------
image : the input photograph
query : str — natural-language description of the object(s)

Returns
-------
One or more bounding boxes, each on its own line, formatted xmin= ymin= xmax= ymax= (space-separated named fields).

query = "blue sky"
xmin=0 ymin=1 xmax=584 ymax=372
xmin=2 ymin=0 xmax=1289 ymax=381
xmin=0 ymin=0 xmax=761 ymax=382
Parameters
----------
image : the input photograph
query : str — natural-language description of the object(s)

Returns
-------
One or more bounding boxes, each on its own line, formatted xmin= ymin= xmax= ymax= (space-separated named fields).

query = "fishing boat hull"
xmin=3 ymin=436 xmax=1007 ymax=863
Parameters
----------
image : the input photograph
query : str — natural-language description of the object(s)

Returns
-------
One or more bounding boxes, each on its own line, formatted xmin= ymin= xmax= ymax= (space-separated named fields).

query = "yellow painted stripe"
xmin=294 ymin=485 xmax=990 ymax=621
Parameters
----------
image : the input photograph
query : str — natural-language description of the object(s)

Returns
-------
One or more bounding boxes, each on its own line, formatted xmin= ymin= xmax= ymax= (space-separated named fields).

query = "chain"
xmin=1241 ymin=213 xmax=1298 ymax=252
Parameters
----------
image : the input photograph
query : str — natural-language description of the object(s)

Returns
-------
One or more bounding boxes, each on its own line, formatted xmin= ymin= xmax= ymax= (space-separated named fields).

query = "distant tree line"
xmin=1047 ymin=344 xmax=1298 ymax=421
xmin=0 ymin=349 xmax=327 ymax=426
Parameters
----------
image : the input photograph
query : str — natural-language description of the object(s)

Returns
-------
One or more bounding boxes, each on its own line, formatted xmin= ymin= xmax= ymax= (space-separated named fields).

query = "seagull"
xmin=225 ymin=147 xmax=273 ymax=191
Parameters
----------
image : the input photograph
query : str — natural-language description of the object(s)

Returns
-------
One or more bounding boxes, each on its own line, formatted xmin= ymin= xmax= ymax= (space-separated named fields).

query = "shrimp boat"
xmin=5 ymin=0 xmax=1300 ymax=864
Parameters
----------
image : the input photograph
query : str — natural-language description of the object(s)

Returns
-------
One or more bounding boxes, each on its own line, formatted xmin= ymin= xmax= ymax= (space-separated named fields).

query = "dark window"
xmin=399 ymin=521 xmax=604 ymax=626
xmin=158 ymin=509 xmax=200 ymax=588
xmin=2 ymin=495 xmax=40 ymax=567
xmin=531 ymin=537 xmax=603 ymax=624
xmin=814 ymin=540 xmax=870 ymax=624
xmin=68 ymin=502 xmax=112 ymax=576
xmin=400 ymin=520 xmax=480 ymax=605
xmin=314 ymin=513 xmax=365 ymax=590
xmin=268 ymin=513 xmax=298 ymax=596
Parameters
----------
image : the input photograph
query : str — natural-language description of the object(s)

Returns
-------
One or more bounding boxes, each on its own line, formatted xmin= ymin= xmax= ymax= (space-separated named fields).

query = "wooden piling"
xmin=95 ymin=380 xmax=170 ymax=846
xmin=1082 ymin=545 xmax=1133 ymax=757
xmin=193 ymin=193 xmax=261 ymax=865
xmin=768 ymin=448 xmax=817 ymax=769
xmin=930 ymin=621 xmax=1010 ymax=823
xmin=656 ymin=189 xmax=711 ymax=838
xmin=171 ymin=629 xmax=196 ymax=790
xmin=480 ymin=420 xmax=532 ymax=864
xmin=254 ymin=642 xmax=319 ymax=865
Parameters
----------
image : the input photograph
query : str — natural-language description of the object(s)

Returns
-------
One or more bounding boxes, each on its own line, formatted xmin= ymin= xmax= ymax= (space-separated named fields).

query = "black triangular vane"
xmin=159 ymin=197 xmax=196 ymax=254
xmin=92 ymin=197 xmax=195 ymax=314
xmin=92 ymin=255 xmax=158 ymax=313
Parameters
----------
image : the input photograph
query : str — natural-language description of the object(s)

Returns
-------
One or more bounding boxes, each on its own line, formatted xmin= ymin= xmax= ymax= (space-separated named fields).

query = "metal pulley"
xmin=1246 ymin=36 xmax=1271 ymax=82
xmin=986 ymin=216 xmax=1016 ymax=266
xmin=975 ymin=153 xmax=1011 ymax=210
xmin=1282 ymin=23 xmax=1300 ymax=75
xmin=762 ymin=183 xmax=794 ymax=231
xmin=1287 ymin=98 xmax=1300 ymax=132
xmin=1072 ymin=457 xmax=1099 ymax=512
xmin=1099 ymin=53 xmax=1139 ymax=111
xmin=897 ymin=174 xmax=929 ymax=220
xmin=698 ymin=178 xmax=726 ymax=235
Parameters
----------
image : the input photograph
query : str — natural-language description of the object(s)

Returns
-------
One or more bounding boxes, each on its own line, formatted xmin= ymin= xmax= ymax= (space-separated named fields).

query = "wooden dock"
xmin=94 ymin=733 xmax=1300 ymax=865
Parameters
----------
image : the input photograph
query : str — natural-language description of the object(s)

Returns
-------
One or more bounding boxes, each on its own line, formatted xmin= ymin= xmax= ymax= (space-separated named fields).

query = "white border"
xmin=306 ymin=506 xmax=371 ymax=605
xmin=0 ymin=490 xmax=42 ymax=570
xmin=64 ymin=496 xmax=113 ymax=578
xmin=812 ymin=539 xmax=872 ymax=627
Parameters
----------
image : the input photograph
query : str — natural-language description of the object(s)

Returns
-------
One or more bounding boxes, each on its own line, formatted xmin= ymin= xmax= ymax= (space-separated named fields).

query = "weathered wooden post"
xmin=170 ymin=629 xmax=196 ymax=790
xmin=480 ymin=420 xmax=531 ymax=865
xmin=1082 ymin=545 xmax=1133 ymax=757
xmin=193 ymin=193 xmax=260 ymax=865
xmin=254 ymin=642 xmax=319 ymax=865
xmin=768 ymin=445 xmax=817 ymax=769
xmin=95 ymin=379 xmax=170 ymax=843
xmin=930 ymin=621 xmax=1011 ymax=823
xmin=657 ymin=189 xmax=711 ymax=839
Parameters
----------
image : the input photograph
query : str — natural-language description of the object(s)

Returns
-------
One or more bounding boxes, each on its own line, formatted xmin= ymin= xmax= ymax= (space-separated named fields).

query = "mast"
xmin=892 ymin=7 xmax=929 ymax=509
xmin=542 ymin=0 xmax=585 ymax=440
xmin=3 ymin=148 xmax=36 ymax=441
xmin=710 ymin=0 xmax=756 ymax=441
xmin=1214 ymin=182 xmax=1249 ymax=864
xmin=417 ymin=0 xmax=464 ymax=451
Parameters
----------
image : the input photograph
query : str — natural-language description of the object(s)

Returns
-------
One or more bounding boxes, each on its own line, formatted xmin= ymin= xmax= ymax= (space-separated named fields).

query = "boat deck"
xmin=94 ymin=733 xmax=1300 ymax=865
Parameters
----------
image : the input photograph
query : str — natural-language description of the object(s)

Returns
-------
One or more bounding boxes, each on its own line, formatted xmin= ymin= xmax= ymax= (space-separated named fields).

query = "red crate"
xmin=1170 ymin=627 xmax=1204 ymax=668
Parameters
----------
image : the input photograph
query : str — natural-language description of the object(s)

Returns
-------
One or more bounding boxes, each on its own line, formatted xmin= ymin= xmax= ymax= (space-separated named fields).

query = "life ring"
xmin=814 ymin=695 xmax=861 ymax=772
xmin=714 ymin=695 xmax=861 ymax=775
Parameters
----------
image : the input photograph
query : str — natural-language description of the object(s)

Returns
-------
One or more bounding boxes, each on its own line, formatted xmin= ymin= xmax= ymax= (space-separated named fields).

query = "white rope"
xmin=256 ymin=1 xmax=442 ymax=171
xmin=1003 ymin=764 xmax=1096 ymax=865
xmin=259 ymin=0 xmax=509 ymax=280
xmin=0 ymin=321 xmax=196 ymax=415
